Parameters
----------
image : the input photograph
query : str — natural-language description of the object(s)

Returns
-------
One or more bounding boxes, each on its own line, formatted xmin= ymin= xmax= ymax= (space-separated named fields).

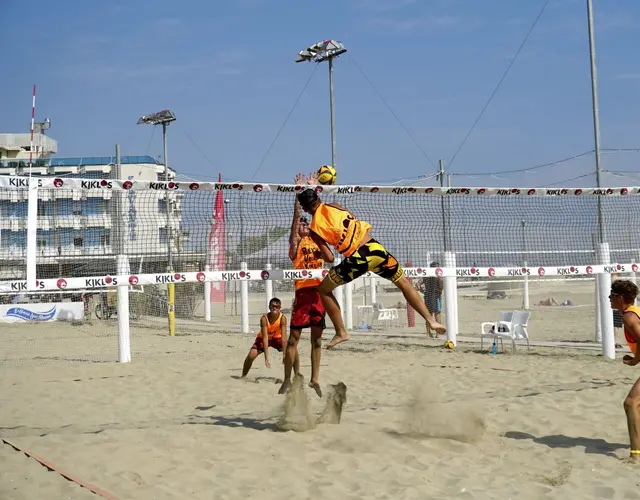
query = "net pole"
xmin=29 ymin=84 xmax=36 ymax=178
xmin=592 ymin=233 xmax=602 ymax=342
xmin=345 ymin=280 xmax=353 ymax=330
xmin=439 ymin=160 xmax=447 ymax=250
xmin=265 ymin=262 xmax=273 ymax=313
xmin=162 ymin=122 xmax=176 ymax=337
xmin=369 ymin=276 xmax=376 ymax=305
xmin=335 ymin=257 xmax=344 ymax=325
xmin=586 ymin=0 xmax=604 ymax=244
xmin=204 ymin=265 xmax=211 ymax=321
xmin=597 ymin=243 xmax=615 ymax=359
xmin=443 ymin=251 xmax=458 ymax=345
xmin=240 ymin=261 xmax=249 ymax=333
xmin=522 ymin=220 xmax=530 ymax=310
xmin=114 ymin=144 xmax=131 ymax=363
xmin=26 ymin=178 xmax=38 ymax=290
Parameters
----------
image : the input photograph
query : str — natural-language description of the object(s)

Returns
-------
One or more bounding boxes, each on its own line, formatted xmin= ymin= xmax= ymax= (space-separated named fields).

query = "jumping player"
xmin=609 ymin=279 xmax=640 ymax=460
xmin=241 ymin=297 xmax=296 ymax=378
xmin=279 ymin=172 xmax=326 ymax=397
xmin=297 ymin=188 xmax=447 ymax=349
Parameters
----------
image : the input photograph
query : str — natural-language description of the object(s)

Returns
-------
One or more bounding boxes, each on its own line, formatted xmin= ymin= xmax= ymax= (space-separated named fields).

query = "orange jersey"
xmin=624 ymin=305 xmax=640 ymax=355
xmin=290 ymin=236 xmax=323 ymax=290
xmin=310 ymin=203 xmax=372 ymax=257
xmin=261 ymin=312 xmax=283 ymax=341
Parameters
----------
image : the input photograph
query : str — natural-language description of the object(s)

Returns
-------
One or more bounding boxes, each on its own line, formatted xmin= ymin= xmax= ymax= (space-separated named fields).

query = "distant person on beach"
xmin=609 ymin=279 xmax=640 ymax=461
xmin=241 ymin=298 xmax=294 ymax=378
xmin=279 ymin=172 xmax=325 ymax=398
xmin=416 ymin=261 xmax=444 ymax=338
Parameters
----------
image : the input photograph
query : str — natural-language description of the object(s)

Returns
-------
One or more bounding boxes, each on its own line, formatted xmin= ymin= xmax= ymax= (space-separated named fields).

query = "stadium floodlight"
xmin=296 ymin=40 xmax=347 ymax=169
xmin=136 ymin=109 xmax=176 ymax=126
xmin=137 ymin=109 xmax=177 ymax=336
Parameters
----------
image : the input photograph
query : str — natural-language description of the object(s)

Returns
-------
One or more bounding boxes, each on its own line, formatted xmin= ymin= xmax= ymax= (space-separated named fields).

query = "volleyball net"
xmin=1 ymin=176 xmax=637 ymax=363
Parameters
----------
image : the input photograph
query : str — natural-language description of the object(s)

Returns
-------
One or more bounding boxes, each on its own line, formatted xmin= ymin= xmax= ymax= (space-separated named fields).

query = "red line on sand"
xmin=1 ymin=438 xmax=119 ymax=500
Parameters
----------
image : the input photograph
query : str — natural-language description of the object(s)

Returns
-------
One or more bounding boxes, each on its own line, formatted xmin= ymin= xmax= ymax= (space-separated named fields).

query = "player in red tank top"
xmin=609 ymin=279 xmax=640 ymax=460
xmin=278 ymin=172 xmax=326 ymax=398
xmin=241 ymin=297 xmax=292 ymax=378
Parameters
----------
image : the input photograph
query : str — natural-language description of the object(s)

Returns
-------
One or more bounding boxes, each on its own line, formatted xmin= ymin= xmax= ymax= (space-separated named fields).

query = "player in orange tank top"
xmin=609 ymin=279 xmax=640 ymax=460
xmin=279 ymin=172 xmax=326 ymax=397
xmin=297 ymin=187 xmax=446 ymax=350
xmin=241 ymin=297 xmax=292 ymax=378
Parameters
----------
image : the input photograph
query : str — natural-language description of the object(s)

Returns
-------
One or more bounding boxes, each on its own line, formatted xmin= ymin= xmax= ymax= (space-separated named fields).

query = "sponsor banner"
xmin=15 ymin=177 xmax=639 ymax=196
xmin=0 ymin=264 xmax=636 ymax=291
xmin=0 ymin=302 xmax=84 ymax=323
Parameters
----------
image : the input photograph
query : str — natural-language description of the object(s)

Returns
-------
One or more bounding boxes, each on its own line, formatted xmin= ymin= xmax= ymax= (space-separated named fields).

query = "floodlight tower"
xmin=296 ymin=40 xmax=347 ymax=169
xmin=137 ymin=109 xmax=177 ymax=336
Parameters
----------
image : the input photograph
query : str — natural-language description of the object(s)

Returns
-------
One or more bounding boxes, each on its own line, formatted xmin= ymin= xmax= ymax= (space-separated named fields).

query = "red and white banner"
xmin=9 ymin=176 xmax=640 ymax=197
xmin=207 ymin=174 xmax=226 ymax=303
xmin=1 ymin=263 xmax=636 ymax=293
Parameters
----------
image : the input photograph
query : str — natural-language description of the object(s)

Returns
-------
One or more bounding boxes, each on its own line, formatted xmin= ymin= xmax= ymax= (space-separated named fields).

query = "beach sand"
xmin=2 ymin=308 xmax=639 ymax=500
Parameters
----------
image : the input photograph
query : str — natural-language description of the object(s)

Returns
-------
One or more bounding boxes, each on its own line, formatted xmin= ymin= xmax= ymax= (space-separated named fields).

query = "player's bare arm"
xmin=309 ymin=230 xmax=334 ymax=263
xmin=289 ymin=173 xmax=306 ymax=260
xmin=280 ymin=314 xmax=288 ymax=363
xmin=260 ymin=316 xmax=271 ymax=368
xmin=624 ymin=312 xmax=640 ymax=365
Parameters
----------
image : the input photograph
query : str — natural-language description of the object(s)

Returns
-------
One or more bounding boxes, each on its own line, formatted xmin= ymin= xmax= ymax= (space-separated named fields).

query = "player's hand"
xmin=623 ymin=355 xmax=638 ymax=366
xmin=307 ymin=171 xmax=318 ymax=185
xmin=294 ymin=173 xmax=306 ymax=186
xmin=265 ymin=358 xmax=271 ymax=369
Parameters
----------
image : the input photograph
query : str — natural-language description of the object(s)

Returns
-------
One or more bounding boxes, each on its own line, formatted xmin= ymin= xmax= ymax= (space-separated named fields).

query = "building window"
xmin=72 ymin=201 xmax=82 ymax=216
xmin=74 ymin=236 xmax=84 ymax=248
xmin=159 ymin=228 xmax=167 ymax=244
xmin=100 ymin=230 xmax=110 ymax=247
xmin=37 ymin=201 xmax=52 ymax=217
xmin=158 ymin=199 xmax=167 ymax=214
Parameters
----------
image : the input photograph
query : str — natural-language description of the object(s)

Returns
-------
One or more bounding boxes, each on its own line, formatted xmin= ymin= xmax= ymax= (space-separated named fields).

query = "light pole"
xmin=296 ymin=40 xmax=347 ymax=169
xmin=137 ymin=109 xmax=177 ymax=336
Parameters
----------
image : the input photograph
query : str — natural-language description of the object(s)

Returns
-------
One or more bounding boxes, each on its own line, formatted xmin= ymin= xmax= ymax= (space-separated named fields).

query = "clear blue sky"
xmin=2 ymin=0 xmax=639 ymax=188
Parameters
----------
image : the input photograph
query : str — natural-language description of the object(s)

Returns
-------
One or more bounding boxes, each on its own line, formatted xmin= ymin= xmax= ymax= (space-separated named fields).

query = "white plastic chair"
xmin=480 ymin=310 xmax=530 ymax=353
xmin=372 ymin=301 xmax=399 ymax=330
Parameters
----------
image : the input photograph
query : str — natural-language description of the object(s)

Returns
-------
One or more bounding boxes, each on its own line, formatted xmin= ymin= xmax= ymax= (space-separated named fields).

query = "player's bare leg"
xmin=318 ymin=280 xmax=350 ymax=348
xmin=395 ymin=277 xmax=446 ymax=335
xmin=279 ymin=330 xmax=301 ymax=394
xmin=309 ymin=325 xmax=323 ymax=397
xmin=624 ymin=377 xmax=640 ymax=461
xmin=241 ymin=348 xmax=260 ymax=378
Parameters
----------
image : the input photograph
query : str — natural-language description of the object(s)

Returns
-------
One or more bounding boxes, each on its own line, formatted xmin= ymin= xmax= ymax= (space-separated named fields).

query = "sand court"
xmin=2 ymin=322 xmax=640 ymax=499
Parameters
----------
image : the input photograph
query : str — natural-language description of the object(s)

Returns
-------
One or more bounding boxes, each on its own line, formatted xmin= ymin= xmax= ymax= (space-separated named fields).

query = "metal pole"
xmin=439 ymin=159 xmax=448 ymax=251
xmin=587 ymin=0 xmax=604 ymax=243
xmin=113 ymin=145 xmax=123 ymax=255
xmin=328 ymin=57 xmax=337 ymax=168
xmin=521 ymin=220 xmax=526 ymax=264
xmin=162 ymin=122 xmax=175 ymax=337
xmin=447 ymin=174 xmax=453 ymax=253
xmin=163 ymin=122 xmax=173 ymax=272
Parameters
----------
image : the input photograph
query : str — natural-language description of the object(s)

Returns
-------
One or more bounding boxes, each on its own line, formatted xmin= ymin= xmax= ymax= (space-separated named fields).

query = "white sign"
xmin=0 ymin=302 xmax=84 ymax=323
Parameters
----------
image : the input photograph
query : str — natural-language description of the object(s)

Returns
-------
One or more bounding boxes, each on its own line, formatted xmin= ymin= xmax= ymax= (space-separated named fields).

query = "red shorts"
xmin=252 ymin=336 xmax=283 ymax=353
xmin=290 ymin=286 xmax=326 ymax=330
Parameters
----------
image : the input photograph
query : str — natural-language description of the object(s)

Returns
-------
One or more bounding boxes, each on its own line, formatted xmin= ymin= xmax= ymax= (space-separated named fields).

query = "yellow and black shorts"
xmin=328 ymin=239 xmax=404 ymax=286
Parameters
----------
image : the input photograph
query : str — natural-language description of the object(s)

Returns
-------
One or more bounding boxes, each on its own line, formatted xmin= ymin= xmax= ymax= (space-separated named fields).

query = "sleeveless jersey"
xmin=310 ymin=203 xmax=372 ymax=257
xmin=624 ymin=305 xmax=640 ymax=355
xmin=261 ymin=312 xmax=283 ymax=341
xmin=290 ymin=236 xmax=323 ymax=290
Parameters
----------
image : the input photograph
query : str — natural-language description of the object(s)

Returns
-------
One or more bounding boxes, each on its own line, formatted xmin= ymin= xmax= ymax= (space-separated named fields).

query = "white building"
xmin=0 ymin=131 xmax=184 ymax=278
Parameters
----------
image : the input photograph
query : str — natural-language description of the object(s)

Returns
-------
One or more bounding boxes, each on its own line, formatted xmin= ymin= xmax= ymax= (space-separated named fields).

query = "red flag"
xmin=208 ymin=173 xmax=226 ymax=303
